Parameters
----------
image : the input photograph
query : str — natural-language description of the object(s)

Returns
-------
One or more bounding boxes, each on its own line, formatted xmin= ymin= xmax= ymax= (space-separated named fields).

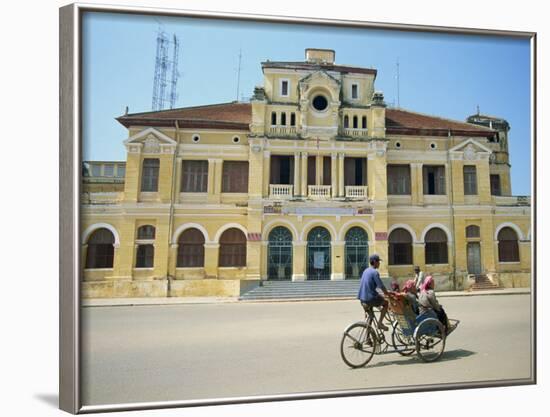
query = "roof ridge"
xmin=388 ymin=107 xmax=494 ymax=131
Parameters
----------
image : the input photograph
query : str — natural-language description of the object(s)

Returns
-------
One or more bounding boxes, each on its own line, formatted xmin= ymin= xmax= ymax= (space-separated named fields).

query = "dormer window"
xmin=280 ymin=79 xmax=289 ymax=97
xmin=351 ymin=83 xmax=359 ymax=99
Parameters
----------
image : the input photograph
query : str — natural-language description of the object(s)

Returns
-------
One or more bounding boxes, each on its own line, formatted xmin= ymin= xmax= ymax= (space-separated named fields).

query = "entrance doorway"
xmin=467 ymin=242 xmax=482 ymax=274
xmin=307 ymin=227 xmax=331 ymax=280
xmin=267 ymin=226 xmax=293 ymax=280
xmin=345 ymin=227 xmax=369 ymax=279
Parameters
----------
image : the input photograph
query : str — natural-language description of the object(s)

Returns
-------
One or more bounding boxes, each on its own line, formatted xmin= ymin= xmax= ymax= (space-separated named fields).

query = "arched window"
xmin=85 ymin=228 xmax=115 ymax=269
xmin=271 ymin=112 xmax=277 ymax=126
xmin=425 ymin=228 xmax=448 ymax=264
xmin=290 ymin=113 xmax=296 ymax=126
xmin=498 ymin=227 xmax=520 ymax=262
xmin=177 ymin=228 xmax=205 ymax=267
xmin=137 ymin=225 xmax=155 ymax=240
xmin=362 ymin=116 xmax=367 ymax=129
xmin=281 ymin=112 xmax=287 ymax=126
xmin=388 ymin=228 xmax=413 ymax=265
xmin=466 ymin=225 xmax=480 ymax=238
xmin=345 ymin=227 xmax=369 ymax=279
xmin=136 ymin=225 xmax=155 ymax=268
xmin=353 ymin=115 xmax=358 ymax=129
xmin=343 ymin=115 xmax=349 ymax=128
xmin=219 ymin=228 xmax=247 ymax=267
xmin=306 ymin=227 xmax=331 ymax=280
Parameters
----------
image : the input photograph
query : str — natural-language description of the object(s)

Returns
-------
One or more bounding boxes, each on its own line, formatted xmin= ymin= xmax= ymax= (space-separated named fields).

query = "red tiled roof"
xmin=117 ymin=102 xmax=496 ymax=137
xmin=116 ymin=102 xmax=252 ymax=130
xmin=385 ymin=108 xmax=496 ymax=137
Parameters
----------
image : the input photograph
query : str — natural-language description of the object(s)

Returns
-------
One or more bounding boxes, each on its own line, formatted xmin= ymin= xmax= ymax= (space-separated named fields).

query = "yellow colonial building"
xmin=82 ymin=48 xmax=531 ymax=298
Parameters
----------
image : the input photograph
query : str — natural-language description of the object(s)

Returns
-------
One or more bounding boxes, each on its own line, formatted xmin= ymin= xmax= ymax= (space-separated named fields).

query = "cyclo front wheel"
xmin=391 ymin=321 xmax=415 ymax=356
xmin=340 ymin=322 xmax=377 ymax=368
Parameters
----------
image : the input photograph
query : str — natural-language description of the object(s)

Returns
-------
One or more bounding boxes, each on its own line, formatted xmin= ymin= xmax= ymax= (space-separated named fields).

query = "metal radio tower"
xmin=152 ymin=28 xmax=181 ymax=111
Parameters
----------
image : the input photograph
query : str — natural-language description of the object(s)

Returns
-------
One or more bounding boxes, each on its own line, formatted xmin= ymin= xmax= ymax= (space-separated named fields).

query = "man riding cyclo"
xmin=357 ymin=254 xmax=392 ymax=331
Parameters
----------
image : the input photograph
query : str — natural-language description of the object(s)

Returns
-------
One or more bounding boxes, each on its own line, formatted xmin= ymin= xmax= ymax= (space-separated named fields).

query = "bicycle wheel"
xmin=340 ymin=323 xmax=377 ymax=368
xmin=391 ymin=321 xmax=415 ymax=356
xmin=414 ymin=318 xmax=446 ymax=362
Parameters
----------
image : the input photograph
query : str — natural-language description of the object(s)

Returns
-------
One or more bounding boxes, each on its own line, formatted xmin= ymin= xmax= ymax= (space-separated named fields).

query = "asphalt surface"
xmin=81 ymin=294 xmax=533 ymax=406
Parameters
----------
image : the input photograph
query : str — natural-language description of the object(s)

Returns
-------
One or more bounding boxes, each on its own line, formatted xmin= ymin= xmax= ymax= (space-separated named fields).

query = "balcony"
xmin=268 ymin=126 xmax=298 ymax=137
xmin=342 ymin=128 xmax=368 ymax=138
xmin=308 ymin=185 xmax=332 ymax=200
xmin=269 ymin=184 xmax=294 ymax=200
xmin=345 ymin=185 xmax=368 ymax=199
xmin=494 ymin=195 xmax=531 ymax=206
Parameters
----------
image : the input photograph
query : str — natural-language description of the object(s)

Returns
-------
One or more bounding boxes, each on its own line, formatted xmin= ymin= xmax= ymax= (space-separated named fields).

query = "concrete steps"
xmin=471 ymin=274 xmax=500 ymax=291
xmin=239 ymin=280 xmax=361 ymax=301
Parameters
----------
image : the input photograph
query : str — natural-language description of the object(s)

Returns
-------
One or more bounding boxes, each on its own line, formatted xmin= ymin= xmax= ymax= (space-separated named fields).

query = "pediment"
xmin=299 ymin=70 xmax=340 ymax=88
xmin=449 ymin=138 xmax=492 ymax=160
xmin=124 ymin=127 xmax=177 ymax=154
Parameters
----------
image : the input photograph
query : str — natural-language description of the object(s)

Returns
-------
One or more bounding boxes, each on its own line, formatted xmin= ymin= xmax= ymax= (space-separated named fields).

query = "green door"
xmin=267 ymin=227 xmax=293 ymax=280
xmin=345 ymin=227 xmax=369 ymax=279
xmin=307 ymin=227 xmax=331 ymax=280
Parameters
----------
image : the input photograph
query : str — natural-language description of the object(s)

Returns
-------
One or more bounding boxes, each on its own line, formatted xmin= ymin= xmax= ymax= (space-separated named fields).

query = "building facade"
xmin=82 ymin=48 xmax=531 ymax=298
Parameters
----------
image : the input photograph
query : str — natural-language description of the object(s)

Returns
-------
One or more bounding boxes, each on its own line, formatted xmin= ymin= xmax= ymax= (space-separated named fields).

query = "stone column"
xmin=413 ymin=242 xmax=425 ymax=271
xmin=315 ymin=155 xmax=323 ymax=185
xmin=246 ymin=241 xmax=261 ymax=280
xmin=293 ymin=152 xmax=301 ymax=198
xmin=112 ymin=218 xmax=135 ymax=280
xmin=331 ymin=153 xmax=338 ymax=198
xmin=260 ymin=242 xmax=269 ymax=279
xmin=168 ymin=243 xmax=178 ymax=278
xmin=338 ymin=153 xmax=345 ymax=197
xmin=331 ymin=241 xmax=345 ymax=280
xmin=300 ymin=152 xmax=308 ymax=197
xmin=204 ymin=243 xmax=220 ymax=279
xmin=292 ymin=242 xmax=307 ymax=281
xmin=262 ymin=151 xmax=271 ymax=198
xmin=153 ymin=217 xmax=170 ymax=279
xmin=123 ymin=144 xmax=142 ymax=203
xmin=207 ymin=158 xmax=219 ymax=204
xmin=411 ymin=163 xmax=423 ymax=206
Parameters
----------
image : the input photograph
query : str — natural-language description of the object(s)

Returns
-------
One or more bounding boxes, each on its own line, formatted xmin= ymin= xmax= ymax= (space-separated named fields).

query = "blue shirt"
xmin=357 ymin=267 xmax=386 ymax=303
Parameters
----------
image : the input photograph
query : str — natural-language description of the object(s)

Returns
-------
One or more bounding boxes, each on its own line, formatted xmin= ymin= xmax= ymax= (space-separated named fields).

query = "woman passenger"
xmin=418 ymin=275 xmax=449 ymax=331
xmin=401 ymin=279 xmax=419 ymax=315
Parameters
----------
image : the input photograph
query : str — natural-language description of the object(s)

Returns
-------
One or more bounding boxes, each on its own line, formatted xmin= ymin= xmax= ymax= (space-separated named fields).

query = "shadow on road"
xmin=358 ymin=349 xmax=476 ymax=369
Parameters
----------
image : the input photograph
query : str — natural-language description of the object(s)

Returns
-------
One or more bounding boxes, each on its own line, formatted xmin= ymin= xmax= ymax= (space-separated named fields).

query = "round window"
xmin=312 ymin=95 xmax=329 ymax=111
xmin=430 ymin=142 xmax=437 ymax=149
xmin=232 ymin=136 xmax=240 ymax=143
xmin=192 ymin=134 xmax=200 ymax=143
xmin=395 ymin=142 xmax=402 ymax=149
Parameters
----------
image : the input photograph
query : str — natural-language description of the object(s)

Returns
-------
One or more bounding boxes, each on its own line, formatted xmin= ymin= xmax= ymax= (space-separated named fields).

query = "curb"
xmin=82 ymin=289 xmax=530 ymax=307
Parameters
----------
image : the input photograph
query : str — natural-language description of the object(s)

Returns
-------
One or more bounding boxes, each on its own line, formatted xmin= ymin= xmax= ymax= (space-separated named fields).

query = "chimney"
xmin=305 ymin=48 xmax=335 ymax=64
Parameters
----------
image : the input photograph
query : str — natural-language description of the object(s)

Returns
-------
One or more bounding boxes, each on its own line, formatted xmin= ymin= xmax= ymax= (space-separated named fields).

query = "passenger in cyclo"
xmin=418 ymin=275 xmax=449 ymax=332
xmin=401 ymin=279 xmax=419 ymax=315
xmin=357 ymin=254 xmax=390 ymax=331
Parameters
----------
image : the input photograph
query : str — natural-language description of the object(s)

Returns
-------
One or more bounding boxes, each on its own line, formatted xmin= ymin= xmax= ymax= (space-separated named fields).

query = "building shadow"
xmin=34 ymin=393 xmax=58 ymax=409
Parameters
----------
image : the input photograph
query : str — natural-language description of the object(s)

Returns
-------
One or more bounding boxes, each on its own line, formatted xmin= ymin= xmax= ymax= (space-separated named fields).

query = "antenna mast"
xmin=236 ymin=49 xmax=242 ymax=102
xmin=396 ymin=59 xmax=400 ymax=108
xmin=152 ymin=27 xmax=181 ymax=111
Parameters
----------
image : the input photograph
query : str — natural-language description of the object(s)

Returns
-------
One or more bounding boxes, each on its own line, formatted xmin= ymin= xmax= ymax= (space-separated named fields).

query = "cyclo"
xmin=340 ymin=292 xmax=459 ymax=367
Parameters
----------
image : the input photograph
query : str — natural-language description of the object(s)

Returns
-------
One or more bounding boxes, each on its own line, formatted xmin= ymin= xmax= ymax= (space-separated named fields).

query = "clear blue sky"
xmin=82 ymin=12 xmax=532 ymax=195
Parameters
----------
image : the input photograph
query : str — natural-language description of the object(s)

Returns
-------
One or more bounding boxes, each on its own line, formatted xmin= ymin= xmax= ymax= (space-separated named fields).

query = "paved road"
xmin=81 ymin=294 xmax=533 ymax=406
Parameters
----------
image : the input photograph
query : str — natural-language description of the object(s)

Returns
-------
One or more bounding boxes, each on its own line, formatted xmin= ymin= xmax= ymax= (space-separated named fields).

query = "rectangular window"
xmin=351 ymin=84 xmax=358 ymax=99
xmin=116 ymin=165 xmax=126 ymax=178
xmin=140 ymin=158 xmax=160 ymax=192
xmin=135 ymin=244 xmax=155 ymax=268
xmin=344 ymin=157 xmax=367 ymax=186
xmin=222 ymin=161 xmax=249 ymax=193
xmin=281 ymin=80 xmax=289 ymax=96
xmin=463 ymin=165 xmax=478 ymax=195
xmin=91 ymin=164 xmax=101 ymax=177
xmin=270 ymin=155 xmax=294 ymax=185
xmin=423 ymin=165 xmax=446 ymax=195
xmin=387 ymin=165 xmax=411 ymax=195
xmin=181 ymin=160 xmax=208 ymax=192
xmin=103 ymin=164 xmax=114 ymax=177
xmin=307 ymin=156 xmax=316 ymax=186
xmin=322 ymin=157 xmax=331 ymax=186
xmin=490 ymin=174 xmax=502 ymax=196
